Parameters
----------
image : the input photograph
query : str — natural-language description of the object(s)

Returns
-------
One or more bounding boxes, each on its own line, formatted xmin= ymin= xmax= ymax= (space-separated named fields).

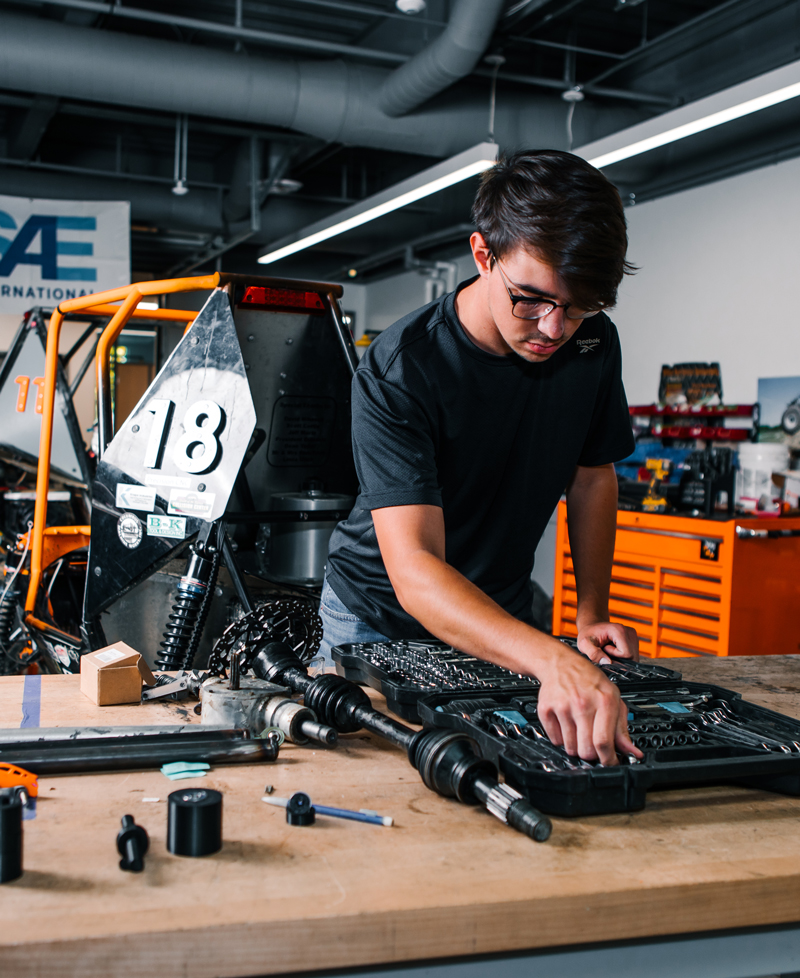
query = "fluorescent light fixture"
xmin=137 ymin=301 xmax=160 ymax=310
xmin=576 ymin=58 xmax=800 ymax=170
xmin=258 ymin=142 xmax=499 ymax=265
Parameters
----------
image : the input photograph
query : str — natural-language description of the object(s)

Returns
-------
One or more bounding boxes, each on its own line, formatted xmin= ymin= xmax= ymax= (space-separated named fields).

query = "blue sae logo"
xmin=0 ymin=210 xmax=97 ymax=301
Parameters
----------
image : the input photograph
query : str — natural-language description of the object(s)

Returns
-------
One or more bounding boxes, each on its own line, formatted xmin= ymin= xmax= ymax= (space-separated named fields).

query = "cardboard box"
xmin=80 ymin=642 xmax=155 ymax=706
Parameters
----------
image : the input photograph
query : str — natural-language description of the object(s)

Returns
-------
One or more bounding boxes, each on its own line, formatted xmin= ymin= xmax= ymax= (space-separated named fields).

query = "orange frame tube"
xmin=26 ymin=274 xmax=221 ymax=621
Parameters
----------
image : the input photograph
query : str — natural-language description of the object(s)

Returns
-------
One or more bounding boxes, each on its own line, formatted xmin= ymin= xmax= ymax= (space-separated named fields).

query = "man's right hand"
xmin=535 ymin=644 xmax=642 ymax=766
xmin=372 ymin=503 xmax=642 ymax=767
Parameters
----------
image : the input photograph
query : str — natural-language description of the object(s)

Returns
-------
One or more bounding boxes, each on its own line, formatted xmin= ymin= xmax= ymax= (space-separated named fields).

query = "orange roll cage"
xmin=25 ymin=273 xmax=221 ymax=630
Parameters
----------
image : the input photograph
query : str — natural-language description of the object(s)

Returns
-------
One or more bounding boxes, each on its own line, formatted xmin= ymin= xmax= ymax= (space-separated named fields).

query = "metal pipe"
xmin=284 ymin=0 xmax=447 ymax=26
xmin=326 ymin=293 xmax=359 ymax=378
xmin=61 ymin=321 xmax=97 ymax=364
xmin=0 ymin=154 xmax=228 ymax=191
xmin=0 ymin=734 xmax=278 ymax=774
xmin=68 ymin=334 xmax=100 ymax=397
xmin=584 ymin=0 xmax=759 ymax=89
xmin=509 ymin=36 xmax=627 ymax=59
xmin=26 ymin=307 xmax=65 ymax=615
xmin=473 ymin=68 xmax=676 ymax=106
xmin=0 ymin=725 xmax=241 ymax=743
xmin=250 ymin=136 xmax=261 ymax=234
xmin=1 ymin=0 xmax=407 ymax=64
xmin=0 ymin=11 xmax=643 ymax=159
xmin=95 ymin=289 xmax=141 ymax=457
xmin=220 ymin=530 xmax=254 ymax=615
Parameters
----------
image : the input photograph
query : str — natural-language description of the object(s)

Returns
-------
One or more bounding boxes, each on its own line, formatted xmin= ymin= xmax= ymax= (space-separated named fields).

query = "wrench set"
xmin=333 ymin=640 xmax=800 ymax=816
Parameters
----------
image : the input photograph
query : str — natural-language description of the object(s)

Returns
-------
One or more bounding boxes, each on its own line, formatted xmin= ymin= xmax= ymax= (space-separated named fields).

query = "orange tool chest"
xmin=552 ymin=500 xmax=800 ymax=658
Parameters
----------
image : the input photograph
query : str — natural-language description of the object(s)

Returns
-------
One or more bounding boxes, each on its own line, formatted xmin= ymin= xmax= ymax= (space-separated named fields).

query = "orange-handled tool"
xmin=0 ymin=762 xmax=38 ymax=797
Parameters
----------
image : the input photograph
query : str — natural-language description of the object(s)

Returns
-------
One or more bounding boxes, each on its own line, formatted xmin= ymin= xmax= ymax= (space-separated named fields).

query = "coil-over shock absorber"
xmin=0 ymin=566 xmax=21 ymax=649
xmin=0 ymin=538 xmax=26 ymax=651
xmin=156 ymin=539 xmax=220 ymax=672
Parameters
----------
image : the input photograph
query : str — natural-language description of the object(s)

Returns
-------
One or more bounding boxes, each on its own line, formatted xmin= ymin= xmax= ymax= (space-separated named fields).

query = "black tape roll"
xmin=167 ymin=788 xmax=222 ymax=857
xmin=0 ymin=792 xmax=23 ymax=883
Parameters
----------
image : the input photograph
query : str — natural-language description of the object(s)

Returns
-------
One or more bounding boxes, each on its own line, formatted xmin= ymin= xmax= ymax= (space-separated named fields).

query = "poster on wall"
xmin=0 ymin=195 xmax=130 ymax=315
xmin=757 ymin=376 xmax=800 ymax=439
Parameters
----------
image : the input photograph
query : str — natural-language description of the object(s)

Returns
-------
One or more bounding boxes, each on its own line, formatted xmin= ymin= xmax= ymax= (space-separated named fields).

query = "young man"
xmin=321 ymin=150 xmax=641 ymax=766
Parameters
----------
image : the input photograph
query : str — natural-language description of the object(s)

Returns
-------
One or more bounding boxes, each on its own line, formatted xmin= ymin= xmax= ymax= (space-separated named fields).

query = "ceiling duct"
xmin=0 ymin=12 xmax=641 ymax=160
xmin=378 ymin=0 xmax=507 ymax=117
xmin=0 ymin=165 xmax=335 ymax=241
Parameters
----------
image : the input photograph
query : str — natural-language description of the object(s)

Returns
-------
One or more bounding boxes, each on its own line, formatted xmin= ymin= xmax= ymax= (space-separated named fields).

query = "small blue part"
xmin=657 ymin=701 xmax=692 ymax=714
xmin=161 ymin=761 xmax=210 ymax=778
xmin=493 ymin=710 xmax=529 ymax=726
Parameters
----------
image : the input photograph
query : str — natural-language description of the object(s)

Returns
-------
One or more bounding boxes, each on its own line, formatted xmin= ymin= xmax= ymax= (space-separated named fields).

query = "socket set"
xmin=332 ymin=639 xmax=680 ymax=723
xmin=333 ymin=640 xmax=800 ymax=816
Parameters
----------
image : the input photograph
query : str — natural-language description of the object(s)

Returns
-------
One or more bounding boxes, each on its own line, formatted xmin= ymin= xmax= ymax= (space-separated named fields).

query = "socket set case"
xmin=332 ymin=640 xmax=800 ymax=816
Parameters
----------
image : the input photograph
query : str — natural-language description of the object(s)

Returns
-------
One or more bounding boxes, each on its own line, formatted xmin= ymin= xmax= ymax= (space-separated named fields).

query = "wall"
xmin=363 ymin=252 xmax=474 ymax=335
xmin=0 ymin=313 xmax=20 ymax=351
xmin=614 ymin=155 xmax=800 ymax=406
xmin=339 ymin=282 xmax=367 ymax=340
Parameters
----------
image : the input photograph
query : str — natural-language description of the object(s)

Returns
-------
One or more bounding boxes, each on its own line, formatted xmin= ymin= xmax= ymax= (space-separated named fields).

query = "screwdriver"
xmin=262 ymin=795 xmax=393 ymax=826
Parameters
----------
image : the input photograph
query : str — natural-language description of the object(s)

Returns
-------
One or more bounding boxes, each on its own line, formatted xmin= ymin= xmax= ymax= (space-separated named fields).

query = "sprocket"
xmin=207 ymin=597 xmax=322 ymax=678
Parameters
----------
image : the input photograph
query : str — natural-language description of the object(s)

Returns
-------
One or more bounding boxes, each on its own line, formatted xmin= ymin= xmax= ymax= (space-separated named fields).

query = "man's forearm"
xmin=372 ymin=501 xmax=638 ymax=765
xmin=391 ymin=550 xmax=566 ymax=679
xmin=565 ymin=463 xmax=618 ymax=630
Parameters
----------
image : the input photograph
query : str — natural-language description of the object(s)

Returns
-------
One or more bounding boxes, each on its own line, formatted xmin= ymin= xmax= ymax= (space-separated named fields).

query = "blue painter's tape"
xmin=20 ymin=673 xmax=41 ymax=820
xmin=21 ymin=673 xmax=41 ymax=728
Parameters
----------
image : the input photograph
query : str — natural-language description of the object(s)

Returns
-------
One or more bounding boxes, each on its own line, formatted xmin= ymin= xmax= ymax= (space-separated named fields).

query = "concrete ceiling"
xmin=0 ymin=0 xmax=798 ymax=282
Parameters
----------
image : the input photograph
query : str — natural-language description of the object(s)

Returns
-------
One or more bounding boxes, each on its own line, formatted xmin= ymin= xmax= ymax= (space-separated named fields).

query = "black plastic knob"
xmin=286 ymin=791 xmax=315 ymax=826
xmin=116 ymin=815 xmax=149 ymax=873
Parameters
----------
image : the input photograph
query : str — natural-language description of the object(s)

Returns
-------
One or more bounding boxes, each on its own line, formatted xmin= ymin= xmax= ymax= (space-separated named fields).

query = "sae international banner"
xmin=0 ymin=195 xmax=130 ymax=315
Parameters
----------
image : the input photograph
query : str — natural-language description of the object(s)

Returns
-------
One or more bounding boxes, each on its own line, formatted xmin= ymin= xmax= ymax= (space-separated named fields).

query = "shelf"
xmin=629 ymin=404 xmax=756 ymax=418
xmin=651 ymin=426 xmax=750 ymax=441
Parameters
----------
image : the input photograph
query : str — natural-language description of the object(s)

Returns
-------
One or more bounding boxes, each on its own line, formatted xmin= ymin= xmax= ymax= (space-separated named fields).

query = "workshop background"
xmin=5 ymin=4 xmax=800 ymax=976
xmin=3 ymin=0 xmax=799 ymax=612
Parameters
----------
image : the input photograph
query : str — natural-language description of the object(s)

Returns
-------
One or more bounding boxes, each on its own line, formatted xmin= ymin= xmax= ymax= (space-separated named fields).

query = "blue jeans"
xmin=317 ymin=578 xmax=391 ymax=667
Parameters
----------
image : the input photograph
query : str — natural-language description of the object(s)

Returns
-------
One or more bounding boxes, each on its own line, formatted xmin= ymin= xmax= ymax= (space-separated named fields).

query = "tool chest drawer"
xmin=552 ymin=501 xmax=800 ymax=658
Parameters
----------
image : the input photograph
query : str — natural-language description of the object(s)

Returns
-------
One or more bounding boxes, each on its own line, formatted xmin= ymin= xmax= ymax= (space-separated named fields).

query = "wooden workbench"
xmin=1 ymin=657 xmax=800 ymax=978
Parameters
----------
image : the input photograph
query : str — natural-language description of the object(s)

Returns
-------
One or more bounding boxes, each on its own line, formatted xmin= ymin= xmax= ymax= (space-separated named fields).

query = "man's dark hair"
xmin=472 ymin=149 xmax=635 ymax=310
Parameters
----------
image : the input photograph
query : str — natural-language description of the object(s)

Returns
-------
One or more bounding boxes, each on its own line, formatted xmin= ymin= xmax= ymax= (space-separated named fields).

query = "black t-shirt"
xmin=326 ymin=279 xmax=634 ymax=639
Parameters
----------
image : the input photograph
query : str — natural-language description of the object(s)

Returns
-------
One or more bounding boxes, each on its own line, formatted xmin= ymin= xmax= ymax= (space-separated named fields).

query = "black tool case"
xmin=333 ymin=640 xmax=800 ymax=817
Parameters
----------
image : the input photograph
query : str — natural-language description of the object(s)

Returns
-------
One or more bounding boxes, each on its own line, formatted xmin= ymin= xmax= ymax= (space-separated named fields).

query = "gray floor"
xmin=274 ymin=924 xmax=800 ymax=978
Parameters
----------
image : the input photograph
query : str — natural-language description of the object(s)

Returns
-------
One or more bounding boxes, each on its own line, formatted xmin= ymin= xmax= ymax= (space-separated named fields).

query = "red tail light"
xmin=239 ymin=287 xmax=326 ymax=314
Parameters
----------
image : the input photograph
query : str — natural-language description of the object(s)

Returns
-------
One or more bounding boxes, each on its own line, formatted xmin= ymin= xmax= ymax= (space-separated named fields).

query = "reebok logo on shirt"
xmin=576 ymin=337 xmax=601 ymax=353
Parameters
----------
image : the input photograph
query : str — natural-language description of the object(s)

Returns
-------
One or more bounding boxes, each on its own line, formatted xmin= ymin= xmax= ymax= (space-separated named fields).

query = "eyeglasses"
xmin=492 ymin=256 xmax=602 ymax=322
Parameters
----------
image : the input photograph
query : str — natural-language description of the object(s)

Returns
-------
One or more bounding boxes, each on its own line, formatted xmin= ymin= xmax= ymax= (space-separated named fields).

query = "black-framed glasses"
xmin=492 ymin=256 xmax=602 ymax=322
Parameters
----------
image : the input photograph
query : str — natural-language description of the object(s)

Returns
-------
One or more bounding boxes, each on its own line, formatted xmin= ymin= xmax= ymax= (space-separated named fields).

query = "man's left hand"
xmin=577 ymin=621 xmax=639 ymax=665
